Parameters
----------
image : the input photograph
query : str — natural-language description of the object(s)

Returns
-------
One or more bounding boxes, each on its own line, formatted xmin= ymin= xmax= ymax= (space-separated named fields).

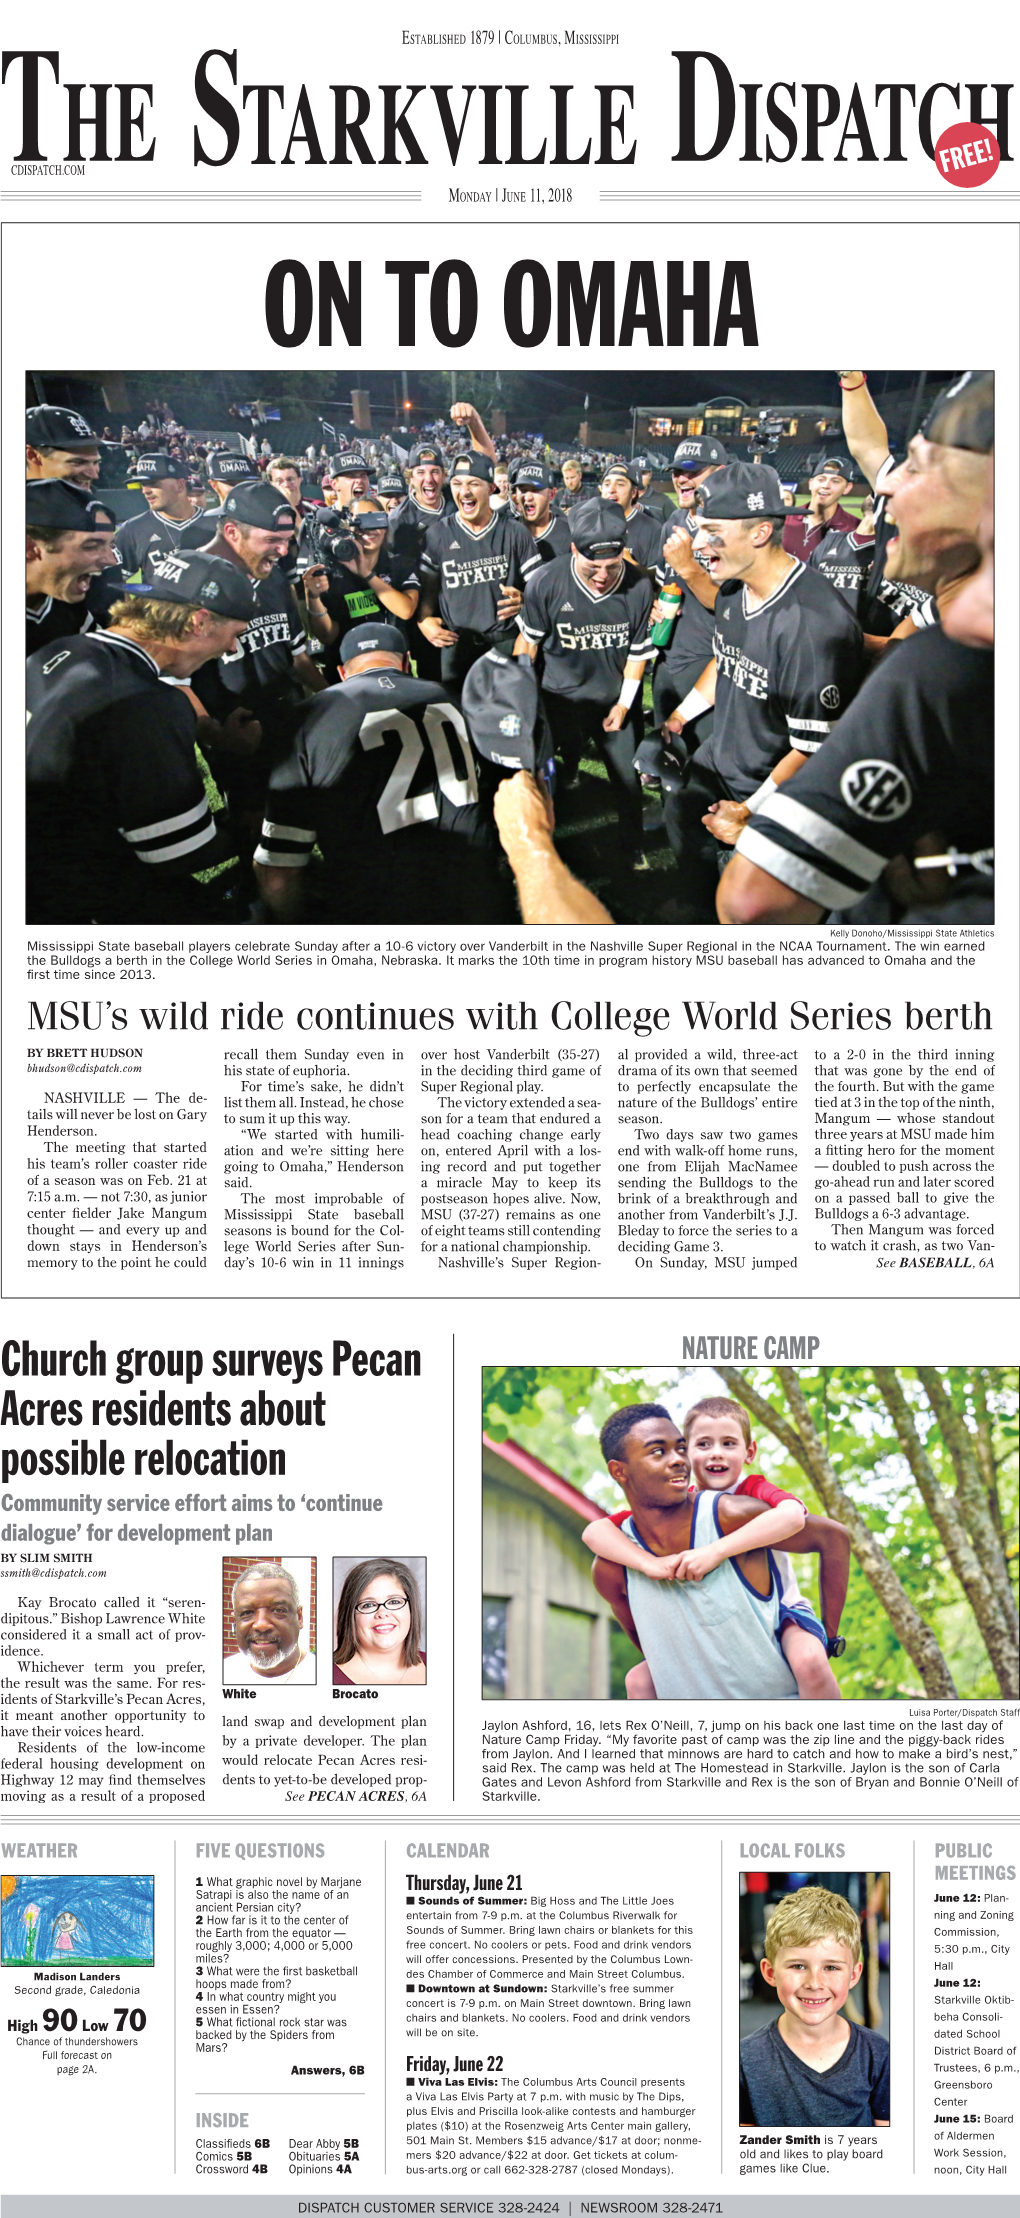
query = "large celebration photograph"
xmin=25 ymin=367 xmax=993 ymax=929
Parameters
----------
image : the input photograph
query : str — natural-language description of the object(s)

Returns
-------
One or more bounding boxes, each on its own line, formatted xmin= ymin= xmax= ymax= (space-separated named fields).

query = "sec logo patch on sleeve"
xmin=840 ymin=759 xmax=913 ymax=821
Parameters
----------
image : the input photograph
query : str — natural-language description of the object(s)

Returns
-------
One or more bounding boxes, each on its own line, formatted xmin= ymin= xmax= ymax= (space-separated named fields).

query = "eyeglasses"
xmin=354 ymin=1595 xmax=409 ymax=1616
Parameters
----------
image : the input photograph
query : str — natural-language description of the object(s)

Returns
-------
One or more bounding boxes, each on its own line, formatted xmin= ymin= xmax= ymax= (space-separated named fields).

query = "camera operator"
xmin=299 ymin=499 xmax=421 ymax=683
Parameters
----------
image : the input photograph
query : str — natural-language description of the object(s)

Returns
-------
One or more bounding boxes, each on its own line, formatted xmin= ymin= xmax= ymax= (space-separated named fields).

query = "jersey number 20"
xmin=359 ymin=705 xmax=479 ymax=834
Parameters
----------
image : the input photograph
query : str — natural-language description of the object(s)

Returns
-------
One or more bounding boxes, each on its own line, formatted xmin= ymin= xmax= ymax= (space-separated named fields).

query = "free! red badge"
xmin=934 ymin=120 xmax=1000 ymax=186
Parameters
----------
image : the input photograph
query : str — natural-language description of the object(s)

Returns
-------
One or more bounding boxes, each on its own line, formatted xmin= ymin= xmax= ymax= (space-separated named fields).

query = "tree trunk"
xmin=718 ymin=1366 xmax=960 ymax=1700
xmin=971 ymin=1373 xmax=1006 ymax=1542
xmin=916 ymin=1367 xmax=1019 ymax=1641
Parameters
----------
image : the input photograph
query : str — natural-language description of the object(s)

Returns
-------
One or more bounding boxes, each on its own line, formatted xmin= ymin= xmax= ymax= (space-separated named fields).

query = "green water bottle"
xmin=650 ymin=577 xmax=682 ymax=648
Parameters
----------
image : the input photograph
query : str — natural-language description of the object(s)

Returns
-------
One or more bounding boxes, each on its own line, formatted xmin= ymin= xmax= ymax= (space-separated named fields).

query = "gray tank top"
xmin=623 ymin=1490 xmax=800 ymax=1700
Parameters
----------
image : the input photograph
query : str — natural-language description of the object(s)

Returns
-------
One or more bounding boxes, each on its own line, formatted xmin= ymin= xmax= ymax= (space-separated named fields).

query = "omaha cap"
xmin=601 ymin=457 xmax=641 ymax=487
xmin=26 ymin=404 xmax=107 ymax=450
xmin=570 ymin=497 xmax=628 ymax=559
xmin=339 ymin=621 xmax=408 ymax=664
xmin=450 ymin=451 xmax=496 ymax=485
xmin=206 ymin=451 xmax=257 ymax=484
xmin=329 ymin=447 xmax=370 ymax=478
xmin=515 ymin=461 xmax=557 ymax=491
xmin=693 ymin=462 xmax=788 ymax=522
xmin=409 ymin=441 xmax=445 ymax=468
xmin=221 ymin=482 xmax=298 ymax=531
xmin=131 ymin=452 xmax=189 ymax=482
xmin=672 ymin=436 xmax=728 ymax=470
xmin=462 ymin=650 xmax=539 ymax=773
xmin=817 ymin=454 xmax=855 ymax=479
xmin=376 ymin=469 xmax=406 ymax=497
xmin=26 ymin=482 xmax=117 ymax=532
xmin=124 ymin=550 xmax=257 ymax=619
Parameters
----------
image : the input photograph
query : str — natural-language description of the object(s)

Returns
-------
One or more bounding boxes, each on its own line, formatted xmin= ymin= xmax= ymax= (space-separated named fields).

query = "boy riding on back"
xmin=584 ymin=1398 xmax=847 ymax=1699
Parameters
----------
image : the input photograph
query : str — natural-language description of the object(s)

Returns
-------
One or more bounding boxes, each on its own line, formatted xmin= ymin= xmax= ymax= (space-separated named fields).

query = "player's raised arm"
xmin=449 ymin=400 xmax=498 ymax=463
xmin=838 ymin=373 xmax=893 ymax=490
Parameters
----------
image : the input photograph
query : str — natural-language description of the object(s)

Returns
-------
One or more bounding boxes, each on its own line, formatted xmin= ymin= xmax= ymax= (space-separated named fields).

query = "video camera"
xmin=297 ymin=506 xmax=383 ymax=576
xmin=752 ymin=411 xmax=786 ymax=455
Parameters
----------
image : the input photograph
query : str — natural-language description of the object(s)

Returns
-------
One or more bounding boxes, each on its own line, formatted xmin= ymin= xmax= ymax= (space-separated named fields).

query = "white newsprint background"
xmin=1 ymin=9 xmax=1017 ymax=2218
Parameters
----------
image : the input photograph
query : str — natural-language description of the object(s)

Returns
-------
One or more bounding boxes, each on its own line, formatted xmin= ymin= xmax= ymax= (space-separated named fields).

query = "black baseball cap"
xmin=570 ymin=498 xmax=628 ymax=559
xmin=515 ymin=461 xmax=557 ymax=491
xmin=601 ymin=458 xmax=640 ymax=487
xmin=817 ymin=455 xmax=855 ymax=479
xmin=26 ymin=404 xmax=106 ymax=451
xmin=409 ymin=442 xmax=444 ymax=468
xmin=329 ymin=448 xmax=370 ymax=478
xmin=921 ymin=372 xmax=993 ymax=455
xmin=131 ymin=452 xmax=189 ymax=483
xmin=221 ymin=482 xmax=298 ymax=531
xmin=207 ymin=451 xmax=257 ymax=484
xmin=26 ymin=482 xmax=116 ymax=532
xmin=376 ymin=469 xmax=406 ymax=497
xmin=462 ymin=650 xmax=539 ymax=773
xmin=450 ymin=451 xmax=495 ymax=485
xmin=693 ymin=462 xmax=788 ymax=522
xmin=124 ymin=551 xmax=256 ymax=620
xmin=672 ymin=436 xmax=728 ymax=470
xmin=339 ymin=621 xmax=407 ymax=664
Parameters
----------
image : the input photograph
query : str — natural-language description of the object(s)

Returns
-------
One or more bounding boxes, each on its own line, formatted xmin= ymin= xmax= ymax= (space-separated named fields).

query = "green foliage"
xmin=724 ymin=1363 xmax=1017 ymax=1698
xmin=483 ymin=1366 xmax=674 ymax=1504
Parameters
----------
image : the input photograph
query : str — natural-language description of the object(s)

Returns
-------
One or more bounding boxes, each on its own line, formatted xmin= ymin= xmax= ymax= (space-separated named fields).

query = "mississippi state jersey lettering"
xmin=255 ymin=672 xmax=493 ymax=924
xmin=698 ymin=560 xmax=865 ymax=798
xmin=421 ymin=508 xmax=540 ymax=642
xmin=735 ymin=629 xmax=993 ymax=920
xmin=191 ymin=567 xmax=305 ymax=717
xmin=808 ymin=527 xmax=878 ymax=619
xmin=26 ymin=632 xmax=216 ymax=924
xmin=112 ymin=505 xmax=209 ymax=581
xmin=521 ymin=554 xmax=654 ymax=702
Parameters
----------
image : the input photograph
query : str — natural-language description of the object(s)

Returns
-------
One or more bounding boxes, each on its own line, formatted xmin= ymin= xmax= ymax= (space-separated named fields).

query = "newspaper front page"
xmin=2 ymin=12 xmax=1017 ymax=2218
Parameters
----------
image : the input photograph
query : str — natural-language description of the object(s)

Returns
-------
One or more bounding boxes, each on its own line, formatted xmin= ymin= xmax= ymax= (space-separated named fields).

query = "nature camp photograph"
xmin=481 ymin=1364 xmax=1019 ymax=1702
